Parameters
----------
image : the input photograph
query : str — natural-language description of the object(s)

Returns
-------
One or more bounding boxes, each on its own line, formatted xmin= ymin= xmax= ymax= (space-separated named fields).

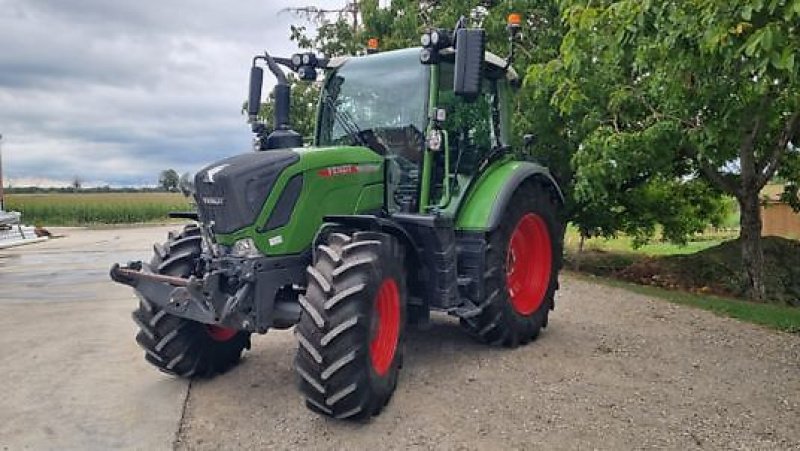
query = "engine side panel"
xmin=215 ymin=146 xmax=384 ymax=255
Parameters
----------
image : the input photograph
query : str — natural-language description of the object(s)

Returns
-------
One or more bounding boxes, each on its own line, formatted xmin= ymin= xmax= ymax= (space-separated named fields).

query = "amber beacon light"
xmin=367 ymin=38 xmax=379 ymax=54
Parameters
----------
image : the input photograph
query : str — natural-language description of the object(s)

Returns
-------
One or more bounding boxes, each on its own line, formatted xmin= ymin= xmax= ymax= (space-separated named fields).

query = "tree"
xmin=532 ymin=1 xmax=800 ymax=300
xmin=292 ymin=1 xmax=722 ymax=241
xmin=159 ymin=169 xmax=179 ymax=192
xmin=71 ymin=175 xmax=82 ymax=191
xmin=284 ymin=2 xmax=746 ymax=291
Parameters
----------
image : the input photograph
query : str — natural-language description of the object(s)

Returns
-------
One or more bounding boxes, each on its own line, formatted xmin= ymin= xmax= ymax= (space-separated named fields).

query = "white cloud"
xmin=0 ymin=0 xmax=344 ymax=186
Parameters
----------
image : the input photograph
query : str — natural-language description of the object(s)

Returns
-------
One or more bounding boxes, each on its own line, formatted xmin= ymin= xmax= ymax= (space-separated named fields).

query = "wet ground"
xmin=1 ymin=227 xmax=799 ymax=450
xmin=0 ymin=226 xmax=186 ymax=450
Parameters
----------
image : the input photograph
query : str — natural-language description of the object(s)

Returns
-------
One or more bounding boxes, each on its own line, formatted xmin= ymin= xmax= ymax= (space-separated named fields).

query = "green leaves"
xmin=279 ymin=0 xmax=800 ymax=248
xmin=527 ymin=0 xmax=799 ymax=244
xmin=257 ymin=74 xmax=319 ymax=142
xmin=742 ymin=22 xmax=784 ymax=59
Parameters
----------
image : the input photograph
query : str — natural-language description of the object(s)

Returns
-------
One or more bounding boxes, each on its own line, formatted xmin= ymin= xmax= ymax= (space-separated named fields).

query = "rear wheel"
xmin=460 ymin=181 xmax=563 ymax=347
xmin=295 ymin=231 xmax=406 ymax=420
xmin=132 ymin=224 xmax=250 ymax=378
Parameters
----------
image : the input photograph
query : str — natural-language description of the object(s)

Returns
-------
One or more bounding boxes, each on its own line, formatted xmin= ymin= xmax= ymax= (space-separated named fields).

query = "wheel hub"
xmin=205 ymin=324 xmax=237 ymax=342
xmin=506 ymin=213 xmax=552 ymax=316
xmin=369 ymin=278 xmax=400 ymax=376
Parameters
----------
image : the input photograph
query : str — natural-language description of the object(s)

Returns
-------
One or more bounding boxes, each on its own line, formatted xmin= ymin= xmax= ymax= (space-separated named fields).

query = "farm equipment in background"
xmin=0 ymin=134 xmax=48 ymax=249
xmin=111 ymin=11 xmax=565 ymax=420
xmin=0 ymin=212 xmax=46 ymax=249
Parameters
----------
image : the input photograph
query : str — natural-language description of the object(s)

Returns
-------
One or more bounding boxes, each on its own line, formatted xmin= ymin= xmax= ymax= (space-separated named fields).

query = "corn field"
xmin=5 ymin=193 xmax=192 ymax=226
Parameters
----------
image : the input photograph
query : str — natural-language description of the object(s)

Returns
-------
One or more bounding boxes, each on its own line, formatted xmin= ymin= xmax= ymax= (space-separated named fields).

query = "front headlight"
xmin=230 ymin=238 xmax=263 ymax=258
xmin=178 ymin=172 xmax=195 ymax=197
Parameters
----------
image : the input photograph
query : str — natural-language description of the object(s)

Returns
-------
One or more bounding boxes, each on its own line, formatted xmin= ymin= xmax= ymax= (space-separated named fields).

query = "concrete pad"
xmin=0 ymin=236 xmax=48 ymax=250
xmin=3 ymin=226 xmax=799 ymax=449
xmin=0 ymin=226 xmax=188 ymax=450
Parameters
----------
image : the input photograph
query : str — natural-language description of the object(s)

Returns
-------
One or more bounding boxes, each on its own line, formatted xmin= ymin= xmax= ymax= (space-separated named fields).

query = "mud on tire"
xmin=460 ymin=180 xmax=564 ymax=347
xmin=294 ymin=231 xmax=407 ymax=420
xmin=132 ymin=224 xmax=250 ymax=378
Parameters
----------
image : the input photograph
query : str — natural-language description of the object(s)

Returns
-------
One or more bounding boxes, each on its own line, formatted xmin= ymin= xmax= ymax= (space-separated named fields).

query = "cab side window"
xmin=437 ymin=63 xmax=498 ymax=175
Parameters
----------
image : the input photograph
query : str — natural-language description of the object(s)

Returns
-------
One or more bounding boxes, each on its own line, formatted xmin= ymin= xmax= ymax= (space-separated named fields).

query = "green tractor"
xmin=111 ymin=17 xmax=564 ymax=420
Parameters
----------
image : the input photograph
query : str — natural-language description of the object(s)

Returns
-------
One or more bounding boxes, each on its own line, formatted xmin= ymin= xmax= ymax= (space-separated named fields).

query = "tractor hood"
xmin=194 ymin=145 xmax=385 ymax=255
xmin=194 ymin=150 xmax=299 ymax=234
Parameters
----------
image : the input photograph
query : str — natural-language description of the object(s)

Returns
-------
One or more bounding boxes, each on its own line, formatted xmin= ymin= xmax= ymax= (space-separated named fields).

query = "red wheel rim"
xmin=369 ymin=278 xmax=400 ymax=376
xmin=206 ymin=325 xmax=237 ymax=342
xmin=506 ymin=213 xmax=552 ymax=316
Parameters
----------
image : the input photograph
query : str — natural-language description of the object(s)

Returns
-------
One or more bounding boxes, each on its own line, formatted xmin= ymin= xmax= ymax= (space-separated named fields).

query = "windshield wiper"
xmin=323 ymin=90 xmax=369 ymax=147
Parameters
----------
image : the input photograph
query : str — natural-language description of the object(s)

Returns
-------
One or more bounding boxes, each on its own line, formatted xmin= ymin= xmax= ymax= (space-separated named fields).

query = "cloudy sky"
xmin=0 ymin=0 xmax=342 ymax=187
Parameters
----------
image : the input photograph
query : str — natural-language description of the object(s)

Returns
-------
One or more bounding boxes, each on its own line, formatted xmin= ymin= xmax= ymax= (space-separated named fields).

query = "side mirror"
xmin=453 ymin=28 xmax=485 ymax=101
xmin=247 ymin=66 xmax=264 ymax=120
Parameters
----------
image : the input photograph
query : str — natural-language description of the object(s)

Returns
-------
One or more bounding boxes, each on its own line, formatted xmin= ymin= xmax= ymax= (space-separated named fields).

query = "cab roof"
xmin=327 ymin=47 xmax=519 ymax=83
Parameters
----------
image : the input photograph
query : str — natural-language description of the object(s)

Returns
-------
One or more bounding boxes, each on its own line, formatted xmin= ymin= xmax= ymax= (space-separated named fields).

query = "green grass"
xmin=5 ymin=193 xmax=191 ymax=226
xmin=572 ymin=272 xmax=800 ymax=333
xmin=564 ymin=225 xmax=738 ymax=256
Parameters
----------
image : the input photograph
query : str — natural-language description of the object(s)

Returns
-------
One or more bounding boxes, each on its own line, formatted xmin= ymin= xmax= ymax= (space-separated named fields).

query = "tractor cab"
xmin=316 ymin=48 xmax=519 ymax=217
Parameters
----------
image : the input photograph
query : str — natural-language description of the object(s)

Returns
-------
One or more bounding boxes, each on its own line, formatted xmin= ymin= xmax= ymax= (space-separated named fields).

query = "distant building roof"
xmin=761 ymin=184 xmax=795 ymax=203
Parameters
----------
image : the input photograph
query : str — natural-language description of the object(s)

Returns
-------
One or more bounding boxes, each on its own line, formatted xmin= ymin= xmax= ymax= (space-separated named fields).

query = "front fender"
xmin=455 ymin=160 xmax=564 ymax=232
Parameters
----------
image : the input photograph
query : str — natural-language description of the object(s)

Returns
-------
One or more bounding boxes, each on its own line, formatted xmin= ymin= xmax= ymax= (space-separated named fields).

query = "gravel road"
xmin=178 ymin=276 xmax=800 ymax=449
xmin=1 ymin=227 xmax=798 ymax=450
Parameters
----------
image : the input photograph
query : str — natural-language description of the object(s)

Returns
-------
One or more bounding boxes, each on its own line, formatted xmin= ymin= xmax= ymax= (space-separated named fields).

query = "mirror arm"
xmin=272 ymin=56 xmax=294 ymax=69
xmin=274 ymin=56 xmax=330 ymax=72
xmin=262 ymin=51 xmax=288 ymax=86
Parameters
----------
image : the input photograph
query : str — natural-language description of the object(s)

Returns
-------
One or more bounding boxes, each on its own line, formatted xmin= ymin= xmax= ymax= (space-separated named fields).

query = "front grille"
xmin=194 ymin=150 xmax=299 ymax=235
xmin=195 ymin=181 xmax=227 ymax=230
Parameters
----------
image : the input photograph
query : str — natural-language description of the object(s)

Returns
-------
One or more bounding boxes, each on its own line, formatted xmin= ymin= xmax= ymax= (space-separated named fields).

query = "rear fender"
xmin=456 ymin=160 xmax=564 ymax=232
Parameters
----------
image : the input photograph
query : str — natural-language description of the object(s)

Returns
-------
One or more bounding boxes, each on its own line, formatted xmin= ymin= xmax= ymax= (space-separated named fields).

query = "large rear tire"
xmin=132 ymin=224 xmax=250 ymax=378
xmin=460 ymin=180 xmax=564 ymax=347
xmin=295 ymin=231 xmax=407 ymax=420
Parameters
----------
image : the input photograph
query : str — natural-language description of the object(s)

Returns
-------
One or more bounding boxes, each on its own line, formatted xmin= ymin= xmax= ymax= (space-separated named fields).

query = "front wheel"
xmin=294 ymin=231 xmax=407 ymax=420
xmin=132 ymin=224 xmax=250 ymax=378
xmin=460 ymin=181 xmax=564 ymax=347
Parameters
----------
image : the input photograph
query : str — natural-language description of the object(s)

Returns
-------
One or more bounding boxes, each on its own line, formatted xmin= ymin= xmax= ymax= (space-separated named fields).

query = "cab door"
xmin=431 ymin=62 xmax=506 ymax=214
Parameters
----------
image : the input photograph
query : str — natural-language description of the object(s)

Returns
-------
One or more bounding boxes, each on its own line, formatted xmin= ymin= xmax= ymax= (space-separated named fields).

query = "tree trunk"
xmin=738 ymin=190 xmax=766 ymax=301
xmin=574 ymin=233 xmax=586 ymax=271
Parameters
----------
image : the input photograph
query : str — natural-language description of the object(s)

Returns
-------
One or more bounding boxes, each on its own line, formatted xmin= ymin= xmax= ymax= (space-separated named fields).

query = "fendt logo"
xmin=201 ymin=197 xmax=224 ymax=205
xmin=317 ymin=164 xmax=380 ymax=177
xmin=318 ymin=165 xmax=358 ymax=177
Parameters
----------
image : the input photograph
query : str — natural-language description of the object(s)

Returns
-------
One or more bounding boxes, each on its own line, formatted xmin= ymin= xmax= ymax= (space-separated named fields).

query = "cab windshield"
xmin=316 ymin=49 xmax=428 ymax=151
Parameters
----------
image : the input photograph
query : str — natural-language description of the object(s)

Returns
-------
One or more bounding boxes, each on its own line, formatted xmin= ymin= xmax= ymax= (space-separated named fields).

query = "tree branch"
xmin=683 ymin=142 xmax=739 ymax=196
xmin=634 ymin=92 xmax=697 ymax=129
xmin=758 ymin=110 xmax=800 ymax=187
xmin=698 ymin=158 xmax=739 ymax=197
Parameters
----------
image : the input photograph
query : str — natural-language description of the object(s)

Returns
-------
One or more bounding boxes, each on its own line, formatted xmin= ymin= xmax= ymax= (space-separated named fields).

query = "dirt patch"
xmin=569 ymin=237 xmax=800 ymax=305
